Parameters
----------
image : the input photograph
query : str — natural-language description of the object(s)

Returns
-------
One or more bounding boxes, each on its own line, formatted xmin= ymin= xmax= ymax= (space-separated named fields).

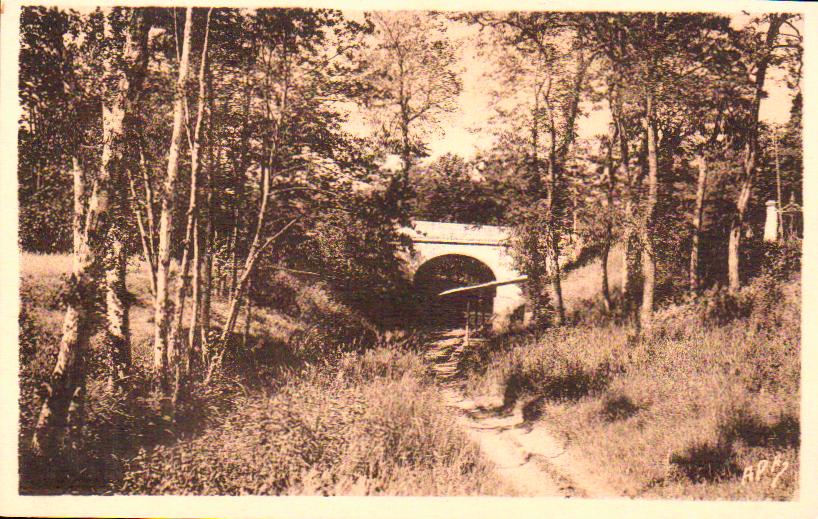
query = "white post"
xmin=764 ymin=200 xmax=778 ymax=242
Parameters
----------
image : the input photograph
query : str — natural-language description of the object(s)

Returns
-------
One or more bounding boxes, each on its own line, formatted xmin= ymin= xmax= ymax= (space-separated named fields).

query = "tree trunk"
xmin=639 ymin=94 xmax=659 ymax=330
xmin=200 ymin=226 xmax=213 ymax=361
xmin=104 ymin=9 xmax=152 ymax=389
xmin=170 ymin=7 xmax=211 ymax=401
xmin=601 ymin=240 xmax=612 ymax=312
xmin=127 ymin=171 xmax=157 ymax=295
xmin=547 ymin=44 xmax=587 ymax=326
xmin=400 ymin=106 xmax=413 ymax=195
xmin=617 ymin=121 xmax=641 ymax=321
xmin=690 ymin=154 xmax=708 ymax=294
xmin=243 ymin=281 xmax=253 ymax=350
xmin=106 ymin=146 xmax=137 ymax=392
xmin=71 ymin=158 xmax=85 ymax=259
xmin=229 ymin=206 xmax=239 ymax=299
xmin=548 ymin=234 xmax=565 ymax=325
xmin=154 ymin=7 xmax=192 ymax=393
xmin=104 ymin=229 xmax=130 ymax=392
xmin=601 ymin=127 xmax=616 ymax=312
xmin=728 ymin=178 xmax=752 ymax=291
xmin=608 ymin=71 xmax=642 ymax=322
xmin=218 ymin=218 xmax=298 ymax=345
xmin=546 ymin=159 xmax=566 ymax=326
xmin=622 ymin=224 xmax=641 ymax=316
xmin=213 ymin=51 xmax=294 ymax=355
xmin=728 ymin=14 xmax=784 ymax=292
xmin=187 ymin=217 xmax=201 ymax=370
xmin=31 ymin=158 xmax=89 ymax=459
xmin=128 ymin=141 xmax=158 ymax=295
xmin=31 ymin=8 xmax=150 ymax=457
xmin=200 ymin=68 xmax=216 ymax=363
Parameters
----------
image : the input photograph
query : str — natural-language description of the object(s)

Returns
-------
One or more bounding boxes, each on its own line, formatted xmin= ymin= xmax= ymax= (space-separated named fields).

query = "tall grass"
xmin=561 ymin=244 xmax=625 ymax=315
xmin=462 ymin=274 xmax=800 ymax=500
xmin=116 ymin=348 xmax=511 ymax=495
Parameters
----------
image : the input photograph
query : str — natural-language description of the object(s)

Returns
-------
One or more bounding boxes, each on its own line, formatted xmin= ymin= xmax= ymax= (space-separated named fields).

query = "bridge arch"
xmin=400 ymin=221 xmax=528 ymax=330
xmin=413 ymin=253 xmax=497 ymax=328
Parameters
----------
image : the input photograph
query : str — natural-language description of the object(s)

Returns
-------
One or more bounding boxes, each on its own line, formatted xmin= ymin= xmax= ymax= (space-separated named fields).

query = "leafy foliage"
xmin=410 ymin=153 xmax=508 ymax=225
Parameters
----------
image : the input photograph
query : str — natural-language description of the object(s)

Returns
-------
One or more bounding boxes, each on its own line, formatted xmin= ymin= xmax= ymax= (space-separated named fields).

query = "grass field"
xmin=18 ymin=252 xmax=511 ymax=495
xmin=460 ymin=259 xmax=800 ymax=500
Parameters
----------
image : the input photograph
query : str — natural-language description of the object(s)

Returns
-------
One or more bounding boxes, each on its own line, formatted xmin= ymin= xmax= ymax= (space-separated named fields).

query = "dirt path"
xmin=425 ymin=329 xmax=620 ymax=498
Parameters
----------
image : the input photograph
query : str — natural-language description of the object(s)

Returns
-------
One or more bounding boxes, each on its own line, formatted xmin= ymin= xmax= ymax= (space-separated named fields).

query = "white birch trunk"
xmin=154 ymin=7 xmax=193 ymax=392
xmin=105 ymin=233 xmax=130 ymax=391
xmin=169 ymin=8 xmax=211 ymax=400
xmin=31 ymin=8 xmax=149 ymax=457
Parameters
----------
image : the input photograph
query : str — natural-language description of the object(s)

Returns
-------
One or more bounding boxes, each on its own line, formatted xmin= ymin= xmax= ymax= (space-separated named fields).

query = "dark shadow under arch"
xmin=413 ymin=254 xmax=497 ymax=329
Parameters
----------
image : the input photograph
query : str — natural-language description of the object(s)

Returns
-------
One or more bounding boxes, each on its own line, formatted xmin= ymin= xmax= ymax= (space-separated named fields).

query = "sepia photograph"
xmin=2 ymin=0 xmax=814 ymax=514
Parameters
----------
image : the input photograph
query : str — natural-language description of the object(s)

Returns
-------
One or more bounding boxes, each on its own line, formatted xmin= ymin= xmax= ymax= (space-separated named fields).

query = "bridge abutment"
xmin=402 ymin=221 xmax=528 ymax=331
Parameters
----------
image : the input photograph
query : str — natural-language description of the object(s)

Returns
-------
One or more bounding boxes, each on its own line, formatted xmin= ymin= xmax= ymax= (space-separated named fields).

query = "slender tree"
xmin=600 ymin=130 xmax=616 ymax=311
xmin=474 ymin=12 xmax=591 ymax=325
xmin=689 ymin=155 xmax=708 ymax=293
xmin=639 ymin=88 xmax=659 ymax=328
xmin=363 ymin=12 xmax=462 ymax=202
xmin=105 ymin=8 xmax=152 ymax=391
xmin=31 ymin=7 xmax=151 ymax=456
xmin=167 ymin=7 xmax=213 ymax=403
xmin=728 ymin=14 xmax=786 ymax=292
xmin=154 ymin=7 xmax=193 ymax=395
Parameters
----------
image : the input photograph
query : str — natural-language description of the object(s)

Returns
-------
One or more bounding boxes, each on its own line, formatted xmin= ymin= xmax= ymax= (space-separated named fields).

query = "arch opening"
xmin=413 ymin=254 xmax=496 ymax=329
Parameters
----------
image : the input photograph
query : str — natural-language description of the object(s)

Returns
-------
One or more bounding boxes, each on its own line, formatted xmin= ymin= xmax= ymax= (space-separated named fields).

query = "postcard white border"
xmin=1 ymin=1 xmax=815 ymax=517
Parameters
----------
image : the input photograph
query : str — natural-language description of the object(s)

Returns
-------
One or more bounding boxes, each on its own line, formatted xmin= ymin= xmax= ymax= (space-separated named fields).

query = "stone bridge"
xmin=400 ymin=220 xmax=527 ymax=330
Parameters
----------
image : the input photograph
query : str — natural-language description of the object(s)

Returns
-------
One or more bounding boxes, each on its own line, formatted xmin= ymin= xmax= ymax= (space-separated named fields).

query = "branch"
xmin=258 ymin=217 xmax=299 ymax=256
xmin=783 ymin=20 xmax=801 ymax=38
xmin=136 ymin=136 xmax=157 ymax=260
xmin=270 ymin=265 xmax=322 ymax=277
xmin=271 ymin=185 xmax=357 ymax=215
xmin=126 ymin=170 xmax=158 ymax=293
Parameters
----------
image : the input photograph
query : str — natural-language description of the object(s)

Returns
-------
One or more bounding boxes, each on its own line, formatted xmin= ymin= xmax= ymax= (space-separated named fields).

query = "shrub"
xmin=260 ymin=272 xmax=380 ymax=366
xmin=341 ymin=378 xmax=476 ymax=480
xmin=760 ymin=240 xmax=801 ymax=280
xmin=600 ymin=393 xmax=642 ymax=422
xmin=719 ymin=408 xmax=799 ymax=449
xmin=697 ymin=285 xmax=752 ymax=326
xmin=467 ymin=327 xmax=622 ymax=410
xmin=335 ymin=347 xmax=429 ymax=386
xmin=669 ymin=439 xmax=740 ymax=483
xmin=117 ymin=381 xmax=361 ymax=495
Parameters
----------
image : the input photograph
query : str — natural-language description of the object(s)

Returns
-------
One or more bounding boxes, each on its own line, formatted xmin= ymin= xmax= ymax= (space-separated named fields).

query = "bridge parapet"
xmin=401 ymin=220 xmax=511 ymax=245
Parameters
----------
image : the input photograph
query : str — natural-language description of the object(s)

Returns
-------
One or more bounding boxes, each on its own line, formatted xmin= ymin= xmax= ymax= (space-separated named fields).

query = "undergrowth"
xmin=462 ymin=273 xmax=800 ymax=500
xmin=115 ymin=348 xmax=509 ymax=495
xmin=19 ymin=253 xmax=508 ymax=496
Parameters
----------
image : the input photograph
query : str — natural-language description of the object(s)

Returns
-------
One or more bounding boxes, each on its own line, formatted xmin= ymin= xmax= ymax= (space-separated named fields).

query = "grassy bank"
xmin=116 ymin=348 xmax=510 ymax=495
xmin=19 ymin=253 xmax=510 ymax=496
xmin=461 ymin=274 xmax=800 ymax=500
